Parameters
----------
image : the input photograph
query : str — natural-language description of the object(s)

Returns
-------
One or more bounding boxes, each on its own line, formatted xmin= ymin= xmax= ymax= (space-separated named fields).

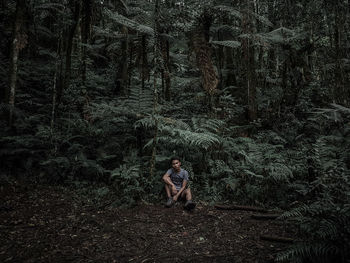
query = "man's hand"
xmin=173 ymin=193 xmax=179 ymax=202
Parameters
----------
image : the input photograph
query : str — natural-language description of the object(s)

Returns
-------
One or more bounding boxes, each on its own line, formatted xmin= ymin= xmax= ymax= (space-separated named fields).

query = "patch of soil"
xmin=0 ymin=184 xmax=295 ymax=262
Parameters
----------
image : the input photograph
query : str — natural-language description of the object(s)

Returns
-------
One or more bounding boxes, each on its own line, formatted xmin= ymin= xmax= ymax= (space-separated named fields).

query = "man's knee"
xmin=181 ymin=188 xmax=190 ymax=197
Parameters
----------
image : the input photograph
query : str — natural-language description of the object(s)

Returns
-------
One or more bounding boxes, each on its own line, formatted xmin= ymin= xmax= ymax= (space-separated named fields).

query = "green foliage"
xmin=277 ymin=176 xmax=350 ymax=262
xmin=210 ymin=40 xmax=241 ymax=48
xmin=1 ymin=2 xmax=350 ymax=260
xmin=212 ymin=5 xmax=241 ymax=19
xmin=104 ymin=8 xmax=154 ymax=36
xmin=220 ymin=136 xmax=295 ymax=205
xmin=276 ymin=106 xmax=350 ymax=263
xmin=136 ymin=115 xmax=222 ymax=152
xmin=110 ymin=163 xmax=145 ymax=207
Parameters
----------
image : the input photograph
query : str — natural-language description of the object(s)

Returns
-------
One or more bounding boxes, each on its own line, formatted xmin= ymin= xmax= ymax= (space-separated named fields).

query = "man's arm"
xmin=162 ymin=173 xmax=177 ymax=195
xmin=173 ymin=180 xmax=187 ymax=201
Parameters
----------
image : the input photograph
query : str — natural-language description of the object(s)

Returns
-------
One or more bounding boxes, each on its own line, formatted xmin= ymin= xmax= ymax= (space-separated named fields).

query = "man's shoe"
xmin=184 ymin=200 xmax=196 ymax=210
xmin=165 ymin=197 xmax=174 ymax=208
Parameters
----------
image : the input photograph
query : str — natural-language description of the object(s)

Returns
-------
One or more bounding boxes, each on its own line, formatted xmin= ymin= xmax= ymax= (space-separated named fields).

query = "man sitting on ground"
xmin=162 ymin=157 xmax=196 ymax=210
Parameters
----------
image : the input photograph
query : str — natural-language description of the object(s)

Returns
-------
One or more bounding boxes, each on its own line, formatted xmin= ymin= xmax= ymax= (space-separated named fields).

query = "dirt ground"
xmin=0 ymin=183 xmax=295 ymax=263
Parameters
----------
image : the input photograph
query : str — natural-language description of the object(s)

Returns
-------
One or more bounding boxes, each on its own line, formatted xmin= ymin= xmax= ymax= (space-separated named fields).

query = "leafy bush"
xmin=276 ymin=105 xmax=350 ymax=263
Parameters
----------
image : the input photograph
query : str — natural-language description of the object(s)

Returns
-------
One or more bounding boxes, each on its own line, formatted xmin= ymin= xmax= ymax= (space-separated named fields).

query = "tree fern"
xmin=276 ymin=242 xmax=340 ymax=263
xmin=110 ymin=163 xmax=145 ymax=206
xmin=104 ymin=8 xmax=154 ymax=36
xmin=210 ymin=40 xmax=241 ymax=48
xmin=212 ymin=5 xmax=241 ymax=19
xmin=34 ymin=2 xmax=65 ymax=12
xmin=266 ymin=163 xmax=293 ymax=182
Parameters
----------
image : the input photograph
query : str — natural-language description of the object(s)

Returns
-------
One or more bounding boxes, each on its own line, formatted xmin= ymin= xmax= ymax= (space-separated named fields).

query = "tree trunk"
xmin=51 ymin=53 xmax=59 ymax=132
xmin=7 ymin=0 xmax=26 ymax=127
xmin=137 ymin=35 xmax=149 ymax=90
xmin=150 ymin=0 xmax=160 ymax=177
xmin=241 ymin=1 xmax=257 ymax=121
xmin=334 ymin=9 xmax=347 ymax=104
xmin=56 ymin=0 xmax=81 ymax=107
xmin=81 ymin=0 xmax=92 ymax=87
xmin=115 ymin=26 xmax=129 ymax=95
xmin=161 ymin=33 xmax=171 ymax=101
xmin=215 ymin=27 xmax=224 ymax=89
xmin=190 ymin=10 xmax=219 ymax=98
xmin=224 ymin=47 xmax=237 ymax=90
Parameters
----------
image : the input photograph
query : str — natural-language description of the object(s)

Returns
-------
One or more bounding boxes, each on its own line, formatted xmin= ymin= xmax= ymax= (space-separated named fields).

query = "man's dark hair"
xmin=170 ymin=156 xmax=181 ymax=163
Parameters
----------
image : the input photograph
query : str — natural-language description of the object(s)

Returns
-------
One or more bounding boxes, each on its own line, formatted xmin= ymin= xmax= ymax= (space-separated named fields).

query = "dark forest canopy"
xmin=0 ymin=0 xmax=350 ymax=262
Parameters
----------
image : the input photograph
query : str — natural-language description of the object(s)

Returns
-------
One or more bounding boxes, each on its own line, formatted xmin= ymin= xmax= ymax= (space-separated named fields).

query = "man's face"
xmin=171 ymin=160 xmax=181 ymax=171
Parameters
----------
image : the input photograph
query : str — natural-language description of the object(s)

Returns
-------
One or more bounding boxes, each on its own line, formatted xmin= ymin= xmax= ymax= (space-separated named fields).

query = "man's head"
xmin=170 ymin=156 xmax=181 ymax=172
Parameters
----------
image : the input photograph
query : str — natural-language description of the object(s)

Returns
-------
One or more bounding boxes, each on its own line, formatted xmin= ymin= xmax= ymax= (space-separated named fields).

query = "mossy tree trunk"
xmin=140 ymin=35 xmax=149 ymax=90
xmin=115 ymin=26 xmax=129 ymax=96
xmin=150 ymin=0 xmax=160 ymax=177
xmin=190 ymin=9 xmax=219 ymax=108
xmin=241 ymin=1 xmax=257 ymax=121
xmin=161 ymin=31 xmax=171 ymax=101
xmin=56 ymin=0 xmax=81 ymax=108
xmin=333 ymin=4 xmax=348 ymax=105
xmin=80 ymin=0 xmax=93 ymax=121
xmin=81 ymin=0 xmax=92 ymax=87
xmin=7 ymin=0 xmax=27 ymax=127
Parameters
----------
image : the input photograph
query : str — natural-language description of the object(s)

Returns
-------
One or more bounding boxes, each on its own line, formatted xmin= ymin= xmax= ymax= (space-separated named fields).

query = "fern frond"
xmin=210 ymin=40 xmax=241 ymax=48
xmin=267 ymin=163 xmax=293 ymax=182
xmin=276 ymin=242 xmax=339 ymax=262
xmin=104 ymin=8 xmax=154 ymax=36
xmin=34 ymin=3 xmax=65 ymax=11
xmin=134 ymin=115 xmax=156 ymax=129
xmin=213 ymin=5 xmax=242 ymax=19
xmin=162 ymin=128 xmax=220 ymax=150
xmin=243 ymin=169 xmax=264 ymax=179
xmin=36 ymin=25 xmax=54 ymax=38
xmin=330 ymin=103 xmax=350 ymax=114
xmin=191 ymin=118 xmax=224 ymax=133
xmin=248 ymin=11 xmax=273 ymax=27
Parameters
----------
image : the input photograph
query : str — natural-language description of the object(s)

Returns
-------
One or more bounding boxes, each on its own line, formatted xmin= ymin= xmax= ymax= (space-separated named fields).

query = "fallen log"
xmin=260 ymin=235 xmax=294 ymax=243
xmin=251 ymin=214 xmax=281 ymax=220
xmin=214 ymin=204 xmax=267 ymax=213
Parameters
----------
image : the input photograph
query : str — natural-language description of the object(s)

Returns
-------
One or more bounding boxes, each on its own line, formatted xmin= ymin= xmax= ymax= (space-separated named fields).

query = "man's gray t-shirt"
xmin=166 ymin=168 xmax=189 ymax=190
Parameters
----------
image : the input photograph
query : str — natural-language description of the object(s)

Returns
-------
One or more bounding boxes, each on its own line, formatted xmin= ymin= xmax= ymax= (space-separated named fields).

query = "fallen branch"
xmin=260 ymin=235 xmax=294 ymax=243
xmin=0 ymin=224 xmax=38 ymax=229
xmin=214 ymin=204 xmax=267 ymax=213
xmin=251 ymin=214 xmax=281 ymax=220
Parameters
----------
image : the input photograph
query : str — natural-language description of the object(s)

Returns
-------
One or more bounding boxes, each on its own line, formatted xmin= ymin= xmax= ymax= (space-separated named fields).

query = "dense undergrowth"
xmin=1 ymin=72 xmax=349 ymax=262
xmin=1 ymin=1 xmax=350 ymax=262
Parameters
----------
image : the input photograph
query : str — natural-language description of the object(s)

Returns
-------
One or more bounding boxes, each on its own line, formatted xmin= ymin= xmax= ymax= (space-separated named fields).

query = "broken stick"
xmin=260 ymin=235 xmax=294 ymax=243
xmin=214 ymin=204 xmax=267 ymax=213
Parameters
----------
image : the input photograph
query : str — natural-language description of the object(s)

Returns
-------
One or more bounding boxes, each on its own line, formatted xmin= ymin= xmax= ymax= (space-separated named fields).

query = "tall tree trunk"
xmin=161 ymin=32 xmax=171 ymax=101
xmin=334 ymin=7 xmax=346 ymax=104
xmin=115 ymin=26 xmax=129 ymax=95
xmin=215 ymin=27 xmax=224 ymax=89
xmin=242 ymin=1 xmax=257 ymax=121
xmin=7 ymin=0 xmax=26 ymax=127
xmin=224 ymin=47 xmax=237 ymax=89
xmin=190 ymin=10 xmax=219 ymax=99
xmin=81 ymin=0 xmax=92 ymax=87
xmin=51 ymin=52 xmax=59 ymax=133
xmin=56 ymin=0 xmax=81 ymax=107
xmin=80 ymin=0 xmax=93 ymax=121
xmin=128 ymin=39 xmax=134 ymax=91
xmin=137 ymin=35 xmax=149 ymax=90
xmin=150 ymin=0 xmax=161 ymax=177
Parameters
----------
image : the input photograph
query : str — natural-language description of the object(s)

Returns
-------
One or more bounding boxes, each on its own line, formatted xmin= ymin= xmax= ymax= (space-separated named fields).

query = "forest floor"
xmin=0 ymin=182 xmax=296 ymax=263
